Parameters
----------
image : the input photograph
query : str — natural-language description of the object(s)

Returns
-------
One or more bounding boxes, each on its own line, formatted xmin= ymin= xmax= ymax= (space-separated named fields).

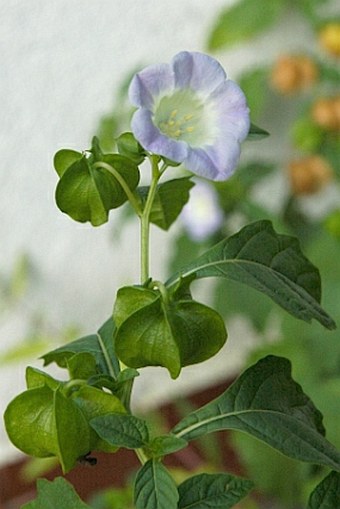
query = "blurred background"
xmin=1 ymin=1 xmax=339 ymax=507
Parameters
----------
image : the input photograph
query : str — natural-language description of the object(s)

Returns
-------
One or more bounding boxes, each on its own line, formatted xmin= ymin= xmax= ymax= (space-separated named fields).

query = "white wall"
xmin=0 ymin=0 xmax=315 ymax=464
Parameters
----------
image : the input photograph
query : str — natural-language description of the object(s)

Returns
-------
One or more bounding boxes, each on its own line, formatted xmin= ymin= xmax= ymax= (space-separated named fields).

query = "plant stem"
xmin=92 ymin=161 xmax=142 ymax=216
xmin=140 ymin=155 xmax=162 ymax=284
xmin=135 ymin=447 xmax=149 ymax=465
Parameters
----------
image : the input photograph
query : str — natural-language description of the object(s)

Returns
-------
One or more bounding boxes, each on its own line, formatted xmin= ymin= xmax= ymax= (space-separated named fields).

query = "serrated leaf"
xmin=22 ymin=477 xmax=91 ymax=509
xmin=55 ymin=153 xmax=139 ymax=226
xmin=134 ymin=460 xmax=179 ymax=509
xmin=42 ymin=318 xmax=119 ymax=378
xmin=113 ymin=286 xmax=227 ymax=378
xmin=90 ymin=413 xmax=149 ymax=449
xmin=208 ymin=0 xmax=285 ymax=50
xmin=166 ymin=220 xmax=336 ymax=329
xmin=172 ymin=355 xmax=340 ymax=471
xmin=178 ymin=472 xmax=254 ymax=509
xmin=53 ymin=149 xmax=82 ymax=178
xmin=307 ymin=471 xmax=340 ymax=508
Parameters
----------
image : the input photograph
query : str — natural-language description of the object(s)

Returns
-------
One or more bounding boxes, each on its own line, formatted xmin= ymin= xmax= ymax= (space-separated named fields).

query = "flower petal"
xmin=184 ymin=147 xmax=221 ymax=180
xmin=172 ymin=51 xmax=226 ymax=96
xmin=184 ymin=136 xmax=241 ymax=181
xmin=128 ymin=63 xmax=174 ymax=109
xmin=131 ymin=109 xmax=188 ymax=161
xmin=209 ymin=80 xmax=250 ymax=141
xmin=128 ymin=51 xmax=250 ymax=181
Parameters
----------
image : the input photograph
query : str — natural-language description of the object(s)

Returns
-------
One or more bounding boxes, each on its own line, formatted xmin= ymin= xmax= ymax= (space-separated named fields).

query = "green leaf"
xmin=25 ymin=367 xmax=60 ymax=390
xmin=72 ymin=385 xmax=126 ymax=452
xmin=22 ymin=477 xmax=91 ymax=509
xmin=87 ymin=368 xmax=139 ymax=398
xmin=90 ymin=413 xmax=149 ymax=449
xmin=147 ymin=434 xmax=187 ymax=458
xmin=231 ymin=430 xmax=309 ymax=506
xmin=246 ymin=123 xmax=269 ymax=141
xmin=55 ymin=153 xmax=139 ymax=226
xmin=66 ymin=352 xmax=98 ymax=380
xmin=207 ymin=0 xmax=285 ymax=50
xmin=4 ymin=386 xmax=56 ymax=458
xmin=113 ymin=285 xmax=227 ymax=378
xmin=42 ymin=318 xmax=119 ymax=378
xmin=149 ymin=178 xmax=195 ymax=230
xmin=53 ymin=149 xmax=82 ymax=178
xmin=172 ymin=355 xmax=340 ymax=471
xmin=4 ymin=386 xmax=90 ymax=473
xmin=134 ymin=459 xmax=179 ymax=509
xmin=166 ymin=220 xmax=336 ymax=330
xmin=116 ymin=132 xmax=145 ymax=164
xmin=307 ymin=471 xmax=340 ymax=509
xmin=178 ymin=472 xmax=254 ymax=509
xmin=53 ymin=389 xmax=90 ymax=472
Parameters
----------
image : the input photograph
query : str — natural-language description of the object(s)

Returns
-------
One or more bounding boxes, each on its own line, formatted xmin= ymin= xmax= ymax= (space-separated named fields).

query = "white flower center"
xmin=153 ymin=89 xmax=217 ymax=146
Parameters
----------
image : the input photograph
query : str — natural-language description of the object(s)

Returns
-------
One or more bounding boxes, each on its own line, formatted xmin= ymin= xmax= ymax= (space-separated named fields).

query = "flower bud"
xmin=319 ymin=23 xmax=340 ymax=57
xmin=312 ymin=96 xmax=340 ymax=131
xmin=288 ymin=156 xmax=333 ymax=195
xmin=271 ymin=55 xmax=318 ymax=94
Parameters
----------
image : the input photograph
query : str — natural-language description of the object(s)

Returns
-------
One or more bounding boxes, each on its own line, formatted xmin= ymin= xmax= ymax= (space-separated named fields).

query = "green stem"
xmin=140 ymin=155 xmax=162 ymax=284
xmin=136 ymin=447 xmax=149 ymax=465
xmin=93 ymin=161 xmax=142 ymax=216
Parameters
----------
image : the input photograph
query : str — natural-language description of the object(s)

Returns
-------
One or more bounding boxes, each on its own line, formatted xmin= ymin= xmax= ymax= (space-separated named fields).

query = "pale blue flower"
xmin=181 ymin=181 xmax=224 ymax=241
xmin=129 ymin=51 xmax=250 ymax=181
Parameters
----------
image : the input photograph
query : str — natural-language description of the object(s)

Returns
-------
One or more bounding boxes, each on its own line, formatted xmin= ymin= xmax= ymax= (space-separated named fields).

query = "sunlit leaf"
xmin=4 ymin=386 xmax=90 ymax=473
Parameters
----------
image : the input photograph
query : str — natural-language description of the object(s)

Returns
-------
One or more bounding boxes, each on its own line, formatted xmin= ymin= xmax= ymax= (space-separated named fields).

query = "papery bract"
xmin=129 ymin=51 xmax=250 ymax=181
